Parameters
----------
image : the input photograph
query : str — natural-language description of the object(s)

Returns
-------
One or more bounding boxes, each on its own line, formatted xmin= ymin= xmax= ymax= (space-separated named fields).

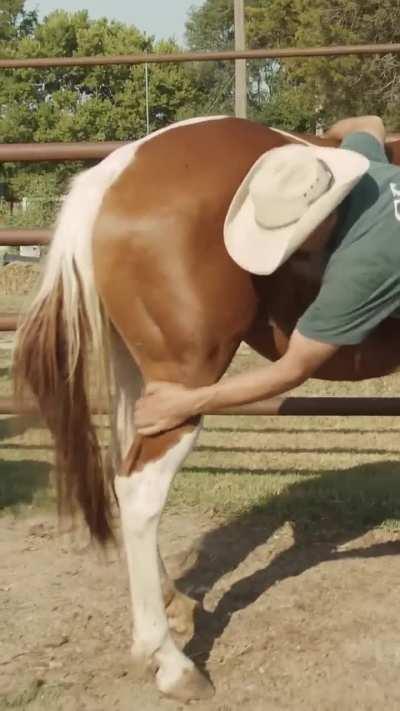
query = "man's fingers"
xmin=144 ymin=380 xmax=167 ymax=395
xmin=136 ymin=425 xmax=160 ymax=436
xmin=137 ymin=424 xmax=169 ymax=436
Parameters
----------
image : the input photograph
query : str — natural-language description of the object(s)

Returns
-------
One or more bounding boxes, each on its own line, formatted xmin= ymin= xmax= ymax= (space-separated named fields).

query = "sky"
xmin=24 ymin=0 xmax=205 ymax=43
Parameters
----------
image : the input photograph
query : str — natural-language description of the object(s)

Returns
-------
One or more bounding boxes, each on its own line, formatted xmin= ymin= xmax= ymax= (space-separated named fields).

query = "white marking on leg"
xmin=109 ymin=330 xmax=143 ymax=466
xmin=109 ymin=330 xmax=180 ymax=617
xmin=115 ymin=425 xmax=202 ymax=693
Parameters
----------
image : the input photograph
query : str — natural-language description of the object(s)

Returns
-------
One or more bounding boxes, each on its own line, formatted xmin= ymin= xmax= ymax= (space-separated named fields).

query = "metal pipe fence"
xmin=5 ymin=396 xmax=400 ymax=417
xmin=1 ymin=42 xmax=400 ymax=417
xmin=1 ymin=43 xmax=400 ymax=69
xmin=0 ymin=142 xmax=126 ymax=162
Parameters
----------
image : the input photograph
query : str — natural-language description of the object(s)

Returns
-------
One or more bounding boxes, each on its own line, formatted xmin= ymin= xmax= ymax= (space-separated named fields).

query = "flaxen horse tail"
xmin=13 ymin=149 xmax=136 ymax=543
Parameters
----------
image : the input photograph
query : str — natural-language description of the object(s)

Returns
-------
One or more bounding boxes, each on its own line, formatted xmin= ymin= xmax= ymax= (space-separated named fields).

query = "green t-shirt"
xmin=297 ymin=131 xmax=400 ymax=345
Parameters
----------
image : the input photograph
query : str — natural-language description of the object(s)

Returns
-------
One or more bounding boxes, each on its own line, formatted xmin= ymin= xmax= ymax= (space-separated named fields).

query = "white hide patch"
xmin=115 ymin=425 xmax=201 ymax=688
xmin=115 ymin=425 xmax=201 ymax=525
xmin=271 ymin=126 xmax=313 ymax=146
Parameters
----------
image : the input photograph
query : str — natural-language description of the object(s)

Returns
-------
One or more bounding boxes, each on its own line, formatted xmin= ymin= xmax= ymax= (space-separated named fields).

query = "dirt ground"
xmin=2 ymin=506 xmax=400 ymax=711
xmin=2 ymin=321 xmax=400 ymax=710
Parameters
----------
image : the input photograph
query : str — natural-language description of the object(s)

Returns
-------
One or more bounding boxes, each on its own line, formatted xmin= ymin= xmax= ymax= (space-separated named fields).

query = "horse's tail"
xmin=13 ymin=150 xmax=135 ymax=543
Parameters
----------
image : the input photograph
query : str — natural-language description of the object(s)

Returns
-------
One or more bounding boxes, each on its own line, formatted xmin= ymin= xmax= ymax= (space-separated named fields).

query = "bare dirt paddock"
xmin=2 ymin=508 xmax=400 ymax=711
xmin=2 ymin=340 xmax=400 ymax=710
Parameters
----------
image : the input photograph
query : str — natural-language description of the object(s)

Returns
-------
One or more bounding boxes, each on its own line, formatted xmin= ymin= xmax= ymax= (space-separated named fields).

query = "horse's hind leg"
xmin=110 ymin=330 xmax=200 ymax=640
xmin=114 ymin=421 xmax=213 ymax=701
xmin=93 ymin=188 xmax=256 ymax=699
xmin=103 ymin=307 xmax=248 ymax=701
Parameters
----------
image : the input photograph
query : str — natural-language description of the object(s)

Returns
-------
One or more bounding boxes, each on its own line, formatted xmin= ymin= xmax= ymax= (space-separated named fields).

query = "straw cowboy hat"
xmin=223 ymin=143 xmax=369 ymax=275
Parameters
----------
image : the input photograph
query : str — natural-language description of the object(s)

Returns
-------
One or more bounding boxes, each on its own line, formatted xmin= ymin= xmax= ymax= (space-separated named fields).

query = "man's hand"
xmin=134 ymin=381 xmax=203 ymax=436
xmin=326 ymin=116 xmax=385 ymax=145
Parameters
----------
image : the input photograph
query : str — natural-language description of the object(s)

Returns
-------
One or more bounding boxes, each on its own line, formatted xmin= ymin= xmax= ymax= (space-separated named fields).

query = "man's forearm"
xmin=193 ymin=331 xmax=339 ymax=416
xmin=326 ymin=115 xmax=385 ymax=143
xmin=134 ymin=332 xmax=339 ymax=434
xmin=194 ymin=358 xmax=307 ymax=415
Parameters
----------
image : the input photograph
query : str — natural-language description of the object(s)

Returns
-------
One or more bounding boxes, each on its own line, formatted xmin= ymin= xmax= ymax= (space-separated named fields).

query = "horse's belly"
xmin=247 ymin=318 xmax=400 ymax=382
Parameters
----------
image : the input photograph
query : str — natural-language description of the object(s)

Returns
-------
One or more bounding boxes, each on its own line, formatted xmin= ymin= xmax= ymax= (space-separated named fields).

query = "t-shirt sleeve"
xmin=297 ymin=258 xmax=400 ymax=346
xmin=341 ymin=131 xmax=388 ymax=164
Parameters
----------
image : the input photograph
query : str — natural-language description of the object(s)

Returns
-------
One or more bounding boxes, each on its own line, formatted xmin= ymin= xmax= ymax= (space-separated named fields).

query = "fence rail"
xmin=0 ymin=315 xmax=19 ymax=331
xmin=1 ymin=42 xmax=400 ymax=418
xmin=1 ymin=43 xmax=400 ymax=69
xmin=0 ymin=142 xmax=126 ymax=162
xmin=0 ymin=230 xmax=50 ymax=246
xmin=4 ymin=396 xmax=400 ymax=417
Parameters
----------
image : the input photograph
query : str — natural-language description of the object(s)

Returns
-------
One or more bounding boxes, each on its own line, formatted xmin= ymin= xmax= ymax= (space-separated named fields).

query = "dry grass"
xmin=0 ymin=262 xmax=41 ymax=299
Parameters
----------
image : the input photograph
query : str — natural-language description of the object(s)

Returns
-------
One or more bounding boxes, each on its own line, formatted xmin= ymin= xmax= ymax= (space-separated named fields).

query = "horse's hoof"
xmin=166 ymin=590 xmax=199 ymax=637
xmin=158 ymin=665 xmax=215 ymax=702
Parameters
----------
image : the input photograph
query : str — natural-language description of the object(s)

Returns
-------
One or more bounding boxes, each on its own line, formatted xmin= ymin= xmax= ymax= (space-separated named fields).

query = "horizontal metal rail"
xmin=0 ymin=144 xmax=127 ymax=246
xmin=1 ymin=43 xmax=400 ymax=70
xmin=3 ymin=396 xmax=400 ymax=417
xmin=0 ymin=141 xmax=127 ymax=162
xmin=1 ymin=131 xmax=399 ymax=246
xmin=0 ymin=230 xmax=51 ymax=246
xmin=2 ymin=132 xmax=400 ymax=165
xmin=220 ymin=396 xmax=400 ymax=416
xmin=0 ymin=46 xmax=399 ymax=418
xmin=0 ymin=315 xmax=19 ymax=331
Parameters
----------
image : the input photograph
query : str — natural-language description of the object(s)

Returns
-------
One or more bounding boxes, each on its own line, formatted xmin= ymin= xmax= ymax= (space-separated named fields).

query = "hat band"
xmin=254 ymin=213 xmax=299 ymax=230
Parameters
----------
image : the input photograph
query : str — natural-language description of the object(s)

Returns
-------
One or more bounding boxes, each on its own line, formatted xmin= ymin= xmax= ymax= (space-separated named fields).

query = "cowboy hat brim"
xmin=223 ymin=145 xmax=369 ymax=276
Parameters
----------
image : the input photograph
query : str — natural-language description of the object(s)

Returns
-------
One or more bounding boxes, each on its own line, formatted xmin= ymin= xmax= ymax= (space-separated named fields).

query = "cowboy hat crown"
xmin=224 ymin=142 xmax=369 ymax=275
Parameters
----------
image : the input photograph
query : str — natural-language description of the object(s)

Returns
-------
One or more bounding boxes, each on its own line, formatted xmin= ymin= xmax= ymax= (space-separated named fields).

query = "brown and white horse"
xmin=13 ymin=116 xmax=400 ymax=702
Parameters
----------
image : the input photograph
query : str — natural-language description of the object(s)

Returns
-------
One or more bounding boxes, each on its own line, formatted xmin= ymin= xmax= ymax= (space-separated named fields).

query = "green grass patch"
xmin=169 ymin=458 xmax=400 ymax=540
xmin=1 ymin=412 xmax=400 ymax=539
xmin=1 ymin=340 xmax=400 ymax=538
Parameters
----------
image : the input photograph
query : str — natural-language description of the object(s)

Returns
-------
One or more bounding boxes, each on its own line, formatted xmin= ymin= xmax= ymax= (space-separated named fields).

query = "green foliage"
xmin=185 ymin=0 xmax=235 ymax=115
xmin=1 ymin=0 xmax=400 ymax=219
xmin=0 ymin=172 xmax=60 ymax=227
xmin=0 ymin=6 xmax=201 ymax=212
xmin=0 ymin=10 xmax=197 ymax=143
xmin=186 ymin=0 xmax=235 ymax=51
xmin=0 ymin=0 xmax=37 ymax=44
xmin=246 ymin=0 xmax=400 ymax=130
xmin=185 ymin=0 xmax=400 ymax=131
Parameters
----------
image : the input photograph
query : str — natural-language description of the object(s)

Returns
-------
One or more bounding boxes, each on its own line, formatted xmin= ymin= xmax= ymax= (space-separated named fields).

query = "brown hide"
xmin=93 ymin=118 xmax=400 ymax=390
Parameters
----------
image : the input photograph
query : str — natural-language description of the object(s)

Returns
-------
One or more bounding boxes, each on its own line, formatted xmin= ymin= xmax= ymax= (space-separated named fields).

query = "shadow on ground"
xmin=0 ymin=415 xmax=42 ymax=440
xmin=0 ymin=457 xmax=51 ymax=509
xmin=178 ymin=460 xmax=400 ymax=668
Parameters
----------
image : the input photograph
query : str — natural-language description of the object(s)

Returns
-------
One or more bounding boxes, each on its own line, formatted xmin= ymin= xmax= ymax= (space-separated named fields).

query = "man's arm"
xmin=134 ymin=331 xmax=339 ymax=435
xmin=196 ymin=330 xmax=338 ymax=413
xmin=325 ymin=116 xmax=385 ymax=145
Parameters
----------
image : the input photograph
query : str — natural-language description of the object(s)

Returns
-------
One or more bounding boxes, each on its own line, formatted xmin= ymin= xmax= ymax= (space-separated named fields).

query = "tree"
xmin=184 ymin=0 xmax=235 ymax=115
xmin=0 ymin=7 xmax=201 ymax=224
xmin=0 ymin=10 xmax=198 ymax=143
xmin=247 ymin=0 xmax=400 ymax=131
xmin=0 ymin=0 xmax=37 ymax=43
xmin=184 ymin=0 xmax=290 ymax=119
xmin=185 ymin=0 xmax=400 ymax=131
